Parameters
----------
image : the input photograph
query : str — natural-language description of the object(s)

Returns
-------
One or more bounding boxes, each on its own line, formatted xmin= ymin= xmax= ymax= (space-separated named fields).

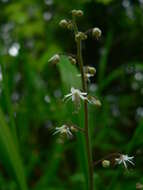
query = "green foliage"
xmin=0 ymin=109 xmax=27 ymax=190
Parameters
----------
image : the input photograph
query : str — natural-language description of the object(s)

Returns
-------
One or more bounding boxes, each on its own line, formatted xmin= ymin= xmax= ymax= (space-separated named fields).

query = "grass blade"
xmin=0 ymin=108 xmax=28 ymax=190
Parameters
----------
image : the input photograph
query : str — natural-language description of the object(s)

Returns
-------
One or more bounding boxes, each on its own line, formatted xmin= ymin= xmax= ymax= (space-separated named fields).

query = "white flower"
xmin=63 ymin=87 xmax=88 ymax=103
xmin=53 ymin=125 xmax=73 ymax=138
xmin=115 ymin=154 xmax=134 ymax=169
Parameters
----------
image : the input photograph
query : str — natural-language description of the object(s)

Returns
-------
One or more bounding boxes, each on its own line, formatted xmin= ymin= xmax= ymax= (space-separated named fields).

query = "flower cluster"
xmin=50 ymin=9 xmax=135 ymax=175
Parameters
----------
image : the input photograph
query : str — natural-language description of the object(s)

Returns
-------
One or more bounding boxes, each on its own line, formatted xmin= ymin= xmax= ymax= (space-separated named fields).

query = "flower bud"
xmin=70 ymin=126 xmax=78 ymax=132
xmin=59 ymin=19 xmax=68 ymax=28
xmin=102 ymin=160 xmax=110 ymax=168
xmin=67 ymin=22 xmax=73 ymax=30
xmin=95 ymin=99 xmax=102 ymax=107
xmin=72 ymin=9 xmax=83 ymax=17
xmin=86 ymin=66 xmax=96 ymax=75
xmin=76 ymin=10 xmax=84 ymax=17
xmin=75 ymin=32 xmax=87 ymax=42
xmin=136 ymin=183 xmax=143 ymax=189
xmin=48 ymin=54 xmax=60 ymax=64
xmin=92 ymin=27 xmax=102 ymax=39
xmin=68 ymin=56 xmax=76 ymax=65
xmin=87 ymin=96 xmax=102 ymax=107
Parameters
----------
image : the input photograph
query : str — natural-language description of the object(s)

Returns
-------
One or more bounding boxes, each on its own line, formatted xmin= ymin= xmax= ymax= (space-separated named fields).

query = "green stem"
xmin=72 ymin=16 xmax=94 ymax=190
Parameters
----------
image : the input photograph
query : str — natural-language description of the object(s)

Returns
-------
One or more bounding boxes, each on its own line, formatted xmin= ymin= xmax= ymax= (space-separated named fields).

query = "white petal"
xmin=80 ymin=92 xmax=87 ymax=95
xmin=64 ymin=93 xmax=72 ymax=98
xmin=79 ymin=94 xmax=86 ymax=100
xmin=128 ymin=156 xmax=134 ymax=159
xmin=71 ymin=87 xmax=75 ymax=93
xmin=123 ymin=160 xmax=127 ymax=168
xmin=53 ymin=130 xmax=60 ymax=135
xmin=127 ymin=160 xmax=135 ymax=165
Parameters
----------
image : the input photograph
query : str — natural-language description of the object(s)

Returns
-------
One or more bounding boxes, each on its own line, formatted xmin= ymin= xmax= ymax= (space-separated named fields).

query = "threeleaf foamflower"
xmin=115 ymin=154 xmax=134 ymax=169
xmin=63 ymin=87 xmax=89 ymax=103
xmin=53 ymin=125 xmax=73 ymax=138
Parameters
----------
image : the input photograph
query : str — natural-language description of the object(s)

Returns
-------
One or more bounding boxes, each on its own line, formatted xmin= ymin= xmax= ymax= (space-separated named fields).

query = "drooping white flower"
xmin=115 ymin=154 xmax=134 ymax=169
xmin=53 ymin=125 xmax=73 ymax=138
xmin=64 ymin=87 xmax=88 ymax=103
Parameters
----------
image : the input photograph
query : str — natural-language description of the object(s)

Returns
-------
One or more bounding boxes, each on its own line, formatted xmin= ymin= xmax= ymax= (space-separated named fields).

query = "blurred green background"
xmin=0 ymin=0 xmax=143 ymax=189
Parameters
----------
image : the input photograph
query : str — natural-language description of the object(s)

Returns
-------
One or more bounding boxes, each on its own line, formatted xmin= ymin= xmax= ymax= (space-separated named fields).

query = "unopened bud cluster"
xmin=59 ymin=19 xmax=73 ymax=30
xmin=75 ymin=32 xmax=87 ymax=42
xmin=72 ymin=9 xmax=83 ymax=17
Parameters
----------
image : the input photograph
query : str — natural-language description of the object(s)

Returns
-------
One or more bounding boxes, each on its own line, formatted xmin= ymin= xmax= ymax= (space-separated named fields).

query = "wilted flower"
xmin=53 ymin=125 xmax=73 ymax=138
xmin=48 ymin=54 xmax=60 ymax=64
xmin=115 ymin=154 xmax=134 ymax=169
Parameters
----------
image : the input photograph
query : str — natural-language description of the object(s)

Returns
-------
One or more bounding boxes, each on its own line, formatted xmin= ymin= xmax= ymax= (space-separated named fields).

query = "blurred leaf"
xmin=98 ymin=32 xmax=113 ymax=84
xmin=58 ymin=56 xmax=81 ymax=90
xmin=96 ymin=0 xmax=113 ymax=4
xmin=0 ymin=108 xmax=28 ymax=190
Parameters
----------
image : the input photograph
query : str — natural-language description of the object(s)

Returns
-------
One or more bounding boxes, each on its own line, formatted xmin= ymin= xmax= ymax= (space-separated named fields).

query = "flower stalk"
xmin=72 ymin=15 xmax=94 ymax=190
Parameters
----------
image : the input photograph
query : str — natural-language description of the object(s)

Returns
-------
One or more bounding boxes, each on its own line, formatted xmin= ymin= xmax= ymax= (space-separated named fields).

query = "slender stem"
xmin=72 ymin=16 xmax=94 ymax=190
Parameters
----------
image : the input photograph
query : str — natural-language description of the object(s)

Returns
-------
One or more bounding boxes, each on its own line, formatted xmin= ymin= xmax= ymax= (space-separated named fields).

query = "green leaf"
xmin=58 ymin=56 xmax=81 ymax=91
xmin=58 ymin=56 xmax=88 ymax=190
xmin=98 ymin=32 xmax=113 ymax=84
xmin=0 ymin=108 xmax=28 ymax=190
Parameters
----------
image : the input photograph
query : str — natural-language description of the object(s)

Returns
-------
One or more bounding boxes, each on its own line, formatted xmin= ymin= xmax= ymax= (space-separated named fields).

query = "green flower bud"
xmin=67 ymin=22 xmax=73 ymax=30
xmin=68 ymin=56 xmax=76 ymax=65
xmin=102 ymin=160 xmax=110 ymax=168
xmin=87 ymin=96 xmax=102 ymax=107
xmin=86 ymin=66 xmax=96 ymax=75
xmin=59 ymin=19 xmax=68 ymax=28
xmin=95 ymin=99 xmax=102 ymax=107
xmin=72 ymin=9 xmax=83 ymax=17
xmin=92 ymin=27 xmax=102 ymax=39
xmin=75 ymin=32 xmax=87 ymax=42
xmin=70 ymin=126 xmax=78 ymax=132
xmin=71 ymin=9 xmax=77 ymax=16
xmin=76 ymin=10 xmax=84 ymax=17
